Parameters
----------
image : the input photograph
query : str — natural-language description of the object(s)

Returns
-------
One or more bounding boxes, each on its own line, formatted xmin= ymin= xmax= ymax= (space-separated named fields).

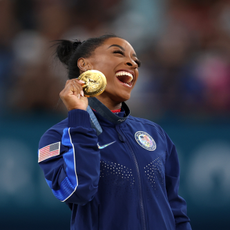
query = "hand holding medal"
xmin=60 ymin=69 xmax=107 ymax=111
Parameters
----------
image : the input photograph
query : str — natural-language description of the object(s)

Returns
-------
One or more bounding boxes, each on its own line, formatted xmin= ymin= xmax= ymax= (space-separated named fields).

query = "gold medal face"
xmin=78 ymin=70 xmax=107 ymax=97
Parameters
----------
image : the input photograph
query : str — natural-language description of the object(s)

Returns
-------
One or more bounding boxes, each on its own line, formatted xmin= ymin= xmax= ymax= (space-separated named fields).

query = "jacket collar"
xmin=88 ymin=97 xmax=130 ymax=125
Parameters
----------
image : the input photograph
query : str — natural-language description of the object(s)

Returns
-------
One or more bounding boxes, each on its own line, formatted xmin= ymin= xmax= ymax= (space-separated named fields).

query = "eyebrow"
xmin=108 ymin=44 xmax=125 ymax=51
xmin=108 ymin=44 xmax=138 ymax=58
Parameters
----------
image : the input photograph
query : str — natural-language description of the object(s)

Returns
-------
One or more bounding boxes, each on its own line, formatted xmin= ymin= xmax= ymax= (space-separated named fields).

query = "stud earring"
xmin=84 ymin=65 xmax=90 ymax=72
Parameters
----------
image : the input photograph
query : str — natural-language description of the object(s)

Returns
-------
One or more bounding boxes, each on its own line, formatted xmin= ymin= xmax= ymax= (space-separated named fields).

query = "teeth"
xmin=116 ymin=71 xmax=133 ymax=82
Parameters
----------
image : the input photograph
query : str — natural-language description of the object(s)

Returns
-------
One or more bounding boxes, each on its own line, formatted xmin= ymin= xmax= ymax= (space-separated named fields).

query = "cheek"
xmin=93 ymin=61 xmax=114 ymax=78
xmin=92 ymin=55 xmax=112 ymax=68
xmin=105 ymin=78 xmax=116 ymax=92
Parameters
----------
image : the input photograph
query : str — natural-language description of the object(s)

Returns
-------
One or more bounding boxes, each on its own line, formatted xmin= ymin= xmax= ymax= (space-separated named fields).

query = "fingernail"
xmin=78 ymin=80 xmax=85 ymax=84
xmin=80 ymin=90 xmax=84 ymax=97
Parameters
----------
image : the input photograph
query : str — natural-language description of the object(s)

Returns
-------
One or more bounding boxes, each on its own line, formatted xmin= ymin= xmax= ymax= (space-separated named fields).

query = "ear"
xmin=77 ymin=58 xmax=93 ymax=73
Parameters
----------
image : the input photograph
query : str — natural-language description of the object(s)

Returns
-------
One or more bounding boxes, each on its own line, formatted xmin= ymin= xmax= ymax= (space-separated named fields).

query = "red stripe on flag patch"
xmin=38 ymin=142 xmax=60 ymax=163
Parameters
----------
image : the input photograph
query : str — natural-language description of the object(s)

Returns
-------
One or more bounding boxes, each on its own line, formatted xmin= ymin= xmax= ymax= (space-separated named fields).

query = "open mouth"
xmin=116 ymin=71 xmax=134 ymax=87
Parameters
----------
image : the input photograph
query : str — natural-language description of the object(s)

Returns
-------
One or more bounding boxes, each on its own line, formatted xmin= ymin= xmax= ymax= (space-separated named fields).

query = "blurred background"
xmin=0 ymin=0 xmax=230 ymax=229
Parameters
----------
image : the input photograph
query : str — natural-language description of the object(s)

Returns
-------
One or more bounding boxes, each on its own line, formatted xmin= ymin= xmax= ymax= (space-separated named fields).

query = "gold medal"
xmin=78 ymin=70 xmax=107 ymax=97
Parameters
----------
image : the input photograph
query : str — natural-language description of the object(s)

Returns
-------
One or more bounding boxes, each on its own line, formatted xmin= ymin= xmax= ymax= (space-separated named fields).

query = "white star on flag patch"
xmin=38 ymin=142 xmax=60 ymax=163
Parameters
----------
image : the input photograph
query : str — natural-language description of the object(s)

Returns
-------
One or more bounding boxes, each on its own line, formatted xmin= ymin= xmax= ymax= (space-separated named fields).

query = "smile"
xmin=115 ymin=71 xmax=134 ymax=87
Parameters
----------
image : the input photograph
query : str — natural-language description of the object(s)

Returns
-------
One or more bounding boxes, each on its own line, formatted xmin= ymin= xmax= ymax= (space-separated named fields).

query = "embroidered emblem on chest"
xmin=134 ymin=131 xmax=156 ymax=151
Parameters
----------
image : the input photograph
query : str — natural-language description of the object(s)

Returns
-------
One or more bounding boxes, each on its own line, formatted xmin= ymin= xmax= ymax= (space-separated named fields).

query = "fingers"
xmin=61 ymin=79 xmax=85 ymax=98
xmin=59 ymin=79 xmax=88 ymax=111
xmin=76 ymin=79 xmax=85 ymax=98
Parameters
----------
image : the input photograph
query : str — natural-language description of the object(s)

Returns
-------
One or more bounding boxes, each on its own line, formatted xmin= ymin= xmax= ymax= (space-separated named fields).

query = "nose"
xmin=126 ymin=59 xmax=138 ymax=68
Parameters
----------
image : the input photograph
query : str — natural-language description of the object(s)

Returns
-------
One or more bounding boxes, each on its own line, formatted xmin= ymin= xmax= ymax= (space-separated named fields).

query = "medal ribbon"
xmin=87 ymin=106 xmax=102 ymax=135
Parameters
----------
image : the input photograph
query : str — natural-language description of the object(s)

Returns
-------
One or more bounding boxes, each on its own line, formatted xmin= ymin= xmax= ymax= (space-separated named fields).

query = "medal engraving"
xmin=78 ymin=70 xmax=107 ymax=97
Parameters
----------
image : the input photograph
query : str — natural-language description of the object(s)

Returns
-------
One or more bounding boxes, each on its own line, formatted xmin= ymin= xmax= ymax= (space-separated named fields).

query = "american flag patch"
xmin=38 ymin=142 xmax=60 ymax=163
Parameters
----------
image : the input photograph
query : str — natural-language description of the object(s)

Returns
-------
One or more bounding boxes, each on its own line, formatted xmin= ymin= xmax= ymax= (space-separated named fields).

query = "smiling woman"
xmin=38 ymin=34 xmax=192 ymax=230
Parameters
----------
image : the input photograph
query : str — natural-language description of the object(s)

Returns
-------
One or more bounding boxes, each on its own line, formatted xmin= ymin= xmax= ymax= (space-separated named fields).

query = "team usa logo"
xmin=135 ymin=131 xmax=156 ymax=151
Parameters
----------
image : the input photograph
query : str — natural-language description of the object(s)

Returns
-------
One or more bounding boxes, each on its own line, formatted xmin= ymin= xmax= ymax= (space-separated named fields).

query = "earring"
xmin=85 ymin=65 xmax=90 ymax=71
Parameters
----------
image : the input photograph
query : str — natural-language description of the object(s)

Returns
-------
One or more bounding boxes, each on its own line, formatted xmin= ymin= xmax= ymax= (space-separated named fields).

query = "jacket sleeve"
xmin=38 ymin=109 xmax=100 ymax=205
xmin=165 ymin=133 xmax=192 ymax=230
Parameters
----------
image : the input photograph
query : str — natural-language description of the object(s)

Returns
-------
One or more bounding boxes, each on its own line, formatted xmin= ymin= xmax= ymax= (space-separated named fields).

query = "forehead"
xmin=97 ymin=37 xmax=136 ymax=54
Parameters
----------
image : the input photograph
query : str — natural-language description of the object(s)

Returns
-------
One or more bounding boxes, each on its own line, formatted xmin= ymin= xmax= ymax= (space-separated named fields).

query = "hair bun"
xmin=56 ymin=40 xmax=81 ymax=66
xmin=72 ymin=41 xmax=82 ymax=50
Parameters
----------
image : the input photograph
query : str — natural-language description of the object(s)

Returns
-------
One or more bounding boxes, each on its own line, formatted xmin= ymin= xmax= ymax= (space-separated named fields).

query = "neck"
xmin=96 ymin=95 xmax=122 ymax=111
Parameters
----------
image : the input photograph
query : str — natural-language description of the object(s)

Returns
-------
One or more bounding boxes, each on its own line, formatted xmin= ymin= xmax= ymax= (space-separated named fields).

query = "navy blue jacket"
xmin=38 ymin=98 xmax=192 ymax=230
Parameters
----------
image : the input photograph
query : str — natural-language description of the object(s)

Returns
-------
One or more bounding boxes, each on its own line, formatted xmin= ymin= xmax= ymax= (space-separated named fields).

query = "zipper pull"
xmin=116 ymin=126 xmax=125 ymax=143
xmin=118 ymin=133 xmax=125 ymax=142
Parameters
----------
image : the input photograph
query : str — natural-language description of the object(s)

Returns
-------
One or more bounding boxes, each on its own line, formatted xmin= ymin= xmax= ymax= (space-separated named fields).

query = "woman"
xmin=38 ymin=34 xmax=192 ymax=230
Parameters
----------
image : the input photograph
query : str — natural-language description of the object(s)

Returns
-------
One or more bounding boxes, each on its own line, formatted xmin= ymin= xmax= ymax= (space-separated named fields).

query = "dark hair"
xmin=56 ymin=34 xmax=120 ymax=79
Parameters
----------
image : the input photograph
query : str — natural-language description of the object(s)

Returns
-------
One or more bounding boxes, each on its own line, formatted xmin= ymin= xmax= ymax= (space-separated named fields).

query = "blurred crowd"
xmin=1 ymin=0 xmax=230 ymax=120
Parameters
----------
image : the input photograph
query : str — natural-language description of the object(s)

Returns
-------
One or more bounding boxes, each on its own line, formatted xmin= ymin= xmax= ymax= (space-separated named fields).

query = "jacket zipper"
xmin=116 ymin=125 xmax=147 ymax=230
